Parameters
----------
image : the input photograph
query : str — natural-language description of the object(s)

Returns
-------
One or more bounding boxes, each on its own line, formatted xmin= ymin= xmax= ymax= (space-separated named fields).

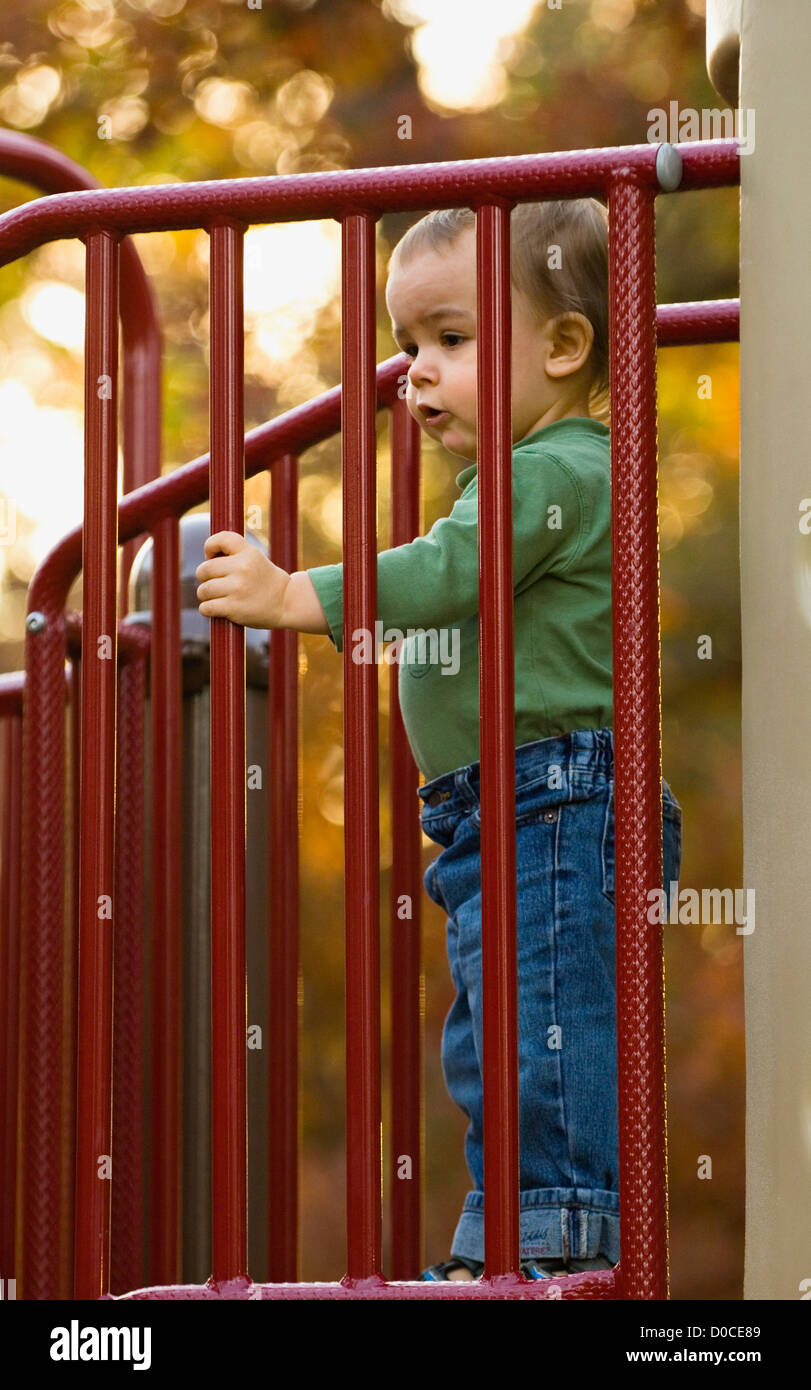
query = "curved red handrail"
xmin=0 ymin=129 xmax=162 ymax=606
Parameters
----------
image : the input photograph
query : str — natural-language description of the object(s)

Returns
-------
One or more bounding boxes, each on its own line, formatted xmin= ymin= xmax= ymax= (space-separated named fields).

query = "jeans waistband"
xmin=417 ymin=728 xmax=615 ymax=810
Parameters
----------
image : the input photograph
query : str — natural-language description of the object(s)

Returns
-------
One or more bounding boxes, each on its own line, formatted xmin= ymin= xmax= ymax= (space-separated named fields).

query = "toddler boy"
xmin=196 ymin=198 xmax=682 ymax=1281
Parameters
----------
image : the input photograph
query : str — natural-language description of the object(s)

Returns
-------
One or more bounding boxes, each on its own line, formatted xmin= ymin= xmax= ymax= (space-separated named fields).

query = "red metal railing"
xmin=0 ymin=138 xmax=740 ymax=1300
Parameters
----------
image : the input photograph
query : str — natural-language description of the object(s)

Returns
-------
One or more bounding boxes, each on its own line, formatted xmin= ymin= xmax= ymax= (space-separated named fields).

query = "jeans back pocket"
xmin=601 ymin=784 xmax=682 ymax=904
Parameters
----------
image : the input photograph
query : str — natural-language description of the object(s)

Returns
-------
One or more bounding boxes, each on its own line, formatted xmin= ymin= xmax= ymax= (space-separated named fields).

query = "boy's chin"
xmin=438 ymin=429 xmax=475 ymax=462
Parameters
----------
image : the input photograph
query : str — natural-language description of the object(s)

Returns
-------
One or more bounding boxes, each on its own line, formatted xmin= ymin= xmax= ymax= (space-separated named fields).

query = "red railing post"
xmin=0 ymin=712 xmax=22 ymax=1280
xmin=67 ymin=654 xmax=80 ymax=1281
xmin=607 ymin=175 xmax=668 ymax=1300
xmin=74 ymin=228 xmax=121 ymax=1300
xmin=267 ymin=451 xmax=301 ymax=1282
xmin=148 ymin=513 xmax=183 ymax=1286
xmin=20 ymin=607 xmax=71 ymax=1299
xmin=208 ymin=219 xmax=248 ymax=1284
xmin=388 ymin=398 xmax=423 ymax=1279
xmin=475 ymin=202 xmax=520 ymax=1281
xmin=112 ymin=634 xmax=150 ymax=1294
xmin=341 ymin=211 xmax=383 ymax=1282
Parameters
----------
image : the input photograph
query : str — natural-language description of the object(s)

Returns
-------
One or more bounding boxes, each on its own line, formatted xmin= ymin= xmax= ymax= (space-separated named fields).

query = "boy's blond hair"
xmin=387 ymin=198 xmax=610 ymax=424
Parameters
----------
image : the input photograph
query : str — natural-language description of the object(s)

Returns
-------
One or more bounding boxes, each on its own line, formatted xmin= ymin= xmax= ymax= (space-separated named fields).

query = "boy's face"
xmin=386 ymin=226 xmax=578 ymax=462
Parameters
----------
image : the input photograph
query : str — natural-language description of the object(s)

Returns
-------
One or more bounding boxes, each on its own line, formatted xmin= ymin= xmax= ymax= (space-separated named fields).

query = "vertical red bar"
xmin=74 ymin=228 xmax=120 ymax=1300
xmin=0 ymin=714 xmax=22 ymax=1279
xmin=476 ymin=202 xmax=520 ymax=1279
xmin=341 ymin=212 xmax=382 ymax=1280
xmin=20 ymin=611 xmax=68 ymax=1301
xmin=208 ymin=219 xmax=248 ymax=1283
xmin=65 ymin=656 xmax=80 ymax=1290
xmin=118 ymin=325 xmax=162 ymax=622
xmin=112 ymin=642 xmax=147 ymax=1294
xmin=148 ymin=515 xmax=183 ymax=1285
xmin=607 ymin=177 xmax=667 ymax=1300
xmin=267 ymin=452 xmax=300 ymax=1282
xmin=388 ymin=398 xmax=423 ymax=1279
xmin=20 ymin=609 xmax=69 ymax=1298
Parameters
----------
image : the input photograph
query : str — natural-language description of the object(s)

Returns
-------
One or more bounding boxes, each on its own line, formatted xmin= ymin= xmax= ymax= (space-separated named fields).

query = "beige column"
xmin=706 ymin=0 xmax=811 ymax=1301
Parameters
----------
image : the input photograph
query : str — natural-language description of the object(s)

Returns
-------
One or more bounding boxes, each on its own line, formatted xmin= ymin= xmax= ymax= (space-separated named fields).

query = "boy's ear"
xmin=545 ymin=312 xmax=595 ymax=378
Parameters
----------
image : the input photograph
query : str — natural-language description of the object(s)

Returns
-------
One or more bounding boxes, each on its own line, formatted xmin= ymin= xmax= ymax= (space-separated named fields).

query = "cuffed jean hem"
xmin=449 ymin=1187 xmax=620 ymax=1265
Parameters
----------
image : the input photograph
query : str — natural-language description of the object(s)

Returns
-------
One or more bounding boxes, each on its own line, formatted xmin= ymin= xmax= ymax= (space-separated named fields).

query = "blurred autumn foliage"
xmin=0 ymin=0 xmax=742 ymax=1298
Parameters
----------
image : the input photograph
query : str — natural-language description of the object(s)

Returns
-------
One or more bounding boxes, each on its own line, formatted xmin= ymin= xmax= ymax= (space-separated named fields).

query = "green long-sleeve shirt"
xmin=306 ymin=415 xmax=614 ymax=783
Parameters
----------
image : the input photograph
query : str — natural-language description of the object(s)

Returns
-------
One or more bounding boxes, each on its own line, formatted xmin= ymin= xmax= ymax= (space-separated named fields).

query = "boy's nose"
xmin=408 ymin=355 xmax=437 ymax=387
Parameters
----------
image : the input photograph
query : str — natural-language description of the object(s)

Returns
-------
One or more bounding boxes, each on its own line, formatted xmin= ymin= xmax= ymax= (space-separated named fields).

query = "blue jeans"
xmin=417 ymin=727 xmax=682 ymax=1265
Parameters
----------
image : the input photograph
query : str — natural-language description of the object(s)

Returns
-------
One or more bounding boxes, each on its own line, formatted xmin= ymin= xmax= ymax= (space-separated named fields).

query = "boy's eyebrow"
xmin=391 ymin=305 xmax=474 ymax=337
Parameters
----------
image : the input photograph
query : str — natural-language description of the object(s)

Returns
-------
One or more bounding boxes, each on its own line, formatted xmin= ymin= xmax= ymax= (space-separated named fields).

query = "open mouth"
xmin=422 ymin=407 xmax=450 ymax=424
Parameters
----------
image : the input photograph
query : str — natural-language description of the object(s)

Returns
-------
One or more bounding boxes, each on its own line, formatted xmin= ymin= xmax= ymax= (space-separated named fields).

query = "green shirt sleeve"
xmin=306 ymin=449 xmax=584 ymax=653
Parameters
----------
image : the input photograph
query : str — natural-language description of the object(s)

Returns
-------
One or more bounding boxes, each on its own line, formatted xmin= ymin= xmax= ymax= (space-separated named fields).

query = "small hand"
xmin=195 ymin=530 xmax=290 ymax=629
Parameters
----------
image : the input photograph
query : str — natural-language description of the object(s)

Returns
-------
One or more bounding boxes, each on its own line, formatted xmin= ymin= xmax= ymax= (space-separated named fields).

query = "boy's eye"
xmin=398 ymin=332 xmax=466 ymax=357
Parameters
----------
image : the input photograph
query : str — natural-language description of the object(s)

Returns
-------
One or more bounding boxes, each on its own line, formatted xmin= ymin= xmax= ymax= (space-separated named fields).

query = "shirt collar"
xmin=454 ymin=417 xmax=609 ymax=491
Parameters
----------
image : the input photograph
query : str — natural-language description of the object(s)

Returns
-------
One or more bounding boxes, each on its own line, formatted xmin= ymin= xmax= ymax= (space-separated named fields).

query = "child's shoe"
xmin=521 ymin=1258 xmax=571 ymax=1279
xmin=566 ymin=1254 xmax=614 ymax=1273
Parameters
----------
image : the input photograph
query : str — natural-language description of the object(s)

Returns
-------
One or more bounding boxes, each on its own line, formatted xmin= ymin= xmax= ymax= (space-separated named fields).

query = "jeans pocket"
xmin=419 ymin=807 xmax=455 ymax=849
xmin=423 ymin=855 xmax=446 ymax=910
xmin=600 ymin=787 xmax=616 ymax=905
xmin=602 ymin=786 xmax=683 ymax=905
